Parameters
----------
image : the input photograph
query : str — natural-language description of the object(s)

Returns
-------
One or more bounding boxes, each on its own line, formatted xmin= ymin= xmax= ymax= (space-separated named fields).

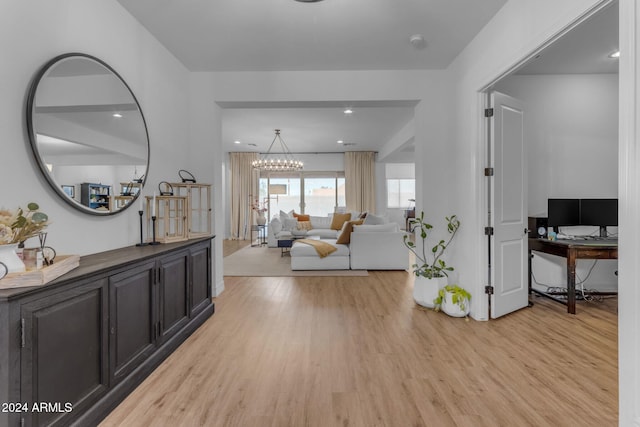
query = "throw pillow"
xmin=363 ymin=213 xmax=387 ymax=225
xmin=279 ymin=209 xmax=295 ymax=223
xmin=330 ymin=212 xmax=352 ymax=230
xmin=270 ymin=217 xmax=283 ymax=234
xmin=283 ymin=218 xmax=298 ymax=231
xmin=336 ymin=219 xmax=364 ymax=244
xmin=296 ymin=221 xmax=313 ymax=231
xmin=293 ymin=212 xmax=311 ymax=222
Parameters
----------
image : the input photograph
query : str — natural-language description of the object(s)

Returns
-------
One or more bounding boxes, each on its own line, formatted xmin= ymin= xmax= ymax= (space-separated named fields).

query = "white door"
xmin=490 ymin=91 xmax=529 ymax=318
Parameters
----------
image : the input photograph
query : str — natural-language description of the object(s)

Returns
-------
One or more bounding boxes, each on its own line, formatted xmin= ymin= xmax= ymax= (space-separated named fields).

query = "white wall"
xmin=0 ymin=0 xmax=190 ymax=255
xmin=188 ymin=73 xmax=224 ymax=295
xmin=497 ymin=74 xmax=618 ymax=212
xmin=496 ymin=73 xmax=619 ymax=291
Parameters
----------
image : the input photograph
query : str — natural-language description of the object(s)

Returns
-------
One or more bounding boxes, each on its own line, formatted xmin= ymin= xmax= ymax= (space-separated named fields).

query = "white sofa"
xmin=286 ymin=221 xmax=408 ymax=271
xmin=267 ymin=215 xmax=338 ymax=247
xmin=349 ymin=224 xmax=409 ymax=270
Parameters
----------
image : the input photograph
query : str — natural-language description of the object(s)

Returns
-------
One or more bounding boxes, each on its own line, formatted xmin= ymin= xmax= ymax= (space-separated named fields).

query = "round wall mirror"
xmin=26 ymin=53 xmax=150 ymax=215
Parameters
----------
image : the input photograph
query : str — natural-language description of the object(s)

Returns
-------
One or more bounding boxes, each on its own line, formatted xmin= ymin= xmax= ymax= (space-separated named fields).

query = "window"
xmin=259 ymin=172 xmax=344 ymax=217
xmin=260 ymin=176 xmax=301 ymax=215
xmin=387 ymin=179 xmax=415 ymax=208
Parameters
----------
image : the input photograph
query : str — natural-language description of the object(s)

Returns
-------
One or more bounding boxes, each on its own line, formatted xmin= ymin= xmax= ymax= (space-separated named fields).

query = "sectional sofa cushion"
xmin=310 ymin=215 xmax=332 ymax=229
xmin=291 ymin=239 xmax=350 ymax=257
xmin=353 ymin=223 xmax=399 ymax=232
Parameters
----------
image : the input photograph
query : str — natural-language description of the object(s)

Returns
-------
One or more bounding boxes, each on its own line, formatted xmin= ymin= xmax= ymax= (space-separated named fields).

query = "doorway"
xmin=483 ymin=0 xmax=619 ymax=318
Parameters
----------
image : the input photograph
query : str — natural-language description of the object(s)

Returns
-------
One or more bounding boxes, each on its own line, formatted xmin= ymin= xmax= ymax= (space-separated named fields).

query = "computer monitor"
xmin=580 ymin=198 xmax=618 ymax=237
xmin=547 ymin=198 xmax=580 ymax=229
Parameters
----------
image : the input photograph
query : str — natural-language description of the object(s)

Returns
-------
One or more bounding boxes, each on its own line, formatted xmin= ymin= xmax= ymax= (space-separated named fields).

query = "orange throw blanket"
xmin=296 ymin=239 xmax=337 ymax=258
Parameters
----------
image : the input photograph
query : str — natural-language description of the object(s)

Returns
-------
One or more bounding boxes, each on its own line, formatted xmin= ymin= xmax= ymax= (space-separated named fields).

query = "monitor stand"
xmin=599 ymin=226 xmax=608 ymax=238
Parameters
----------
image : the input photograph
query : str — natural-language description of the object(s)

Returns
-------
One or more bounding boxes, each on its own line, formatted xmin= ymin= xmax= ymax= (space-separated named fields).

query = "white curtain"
xmin=229 ymin=152 xmax=258 ymax=240
xmin=345 ymin=151 xmax=376 ymax=213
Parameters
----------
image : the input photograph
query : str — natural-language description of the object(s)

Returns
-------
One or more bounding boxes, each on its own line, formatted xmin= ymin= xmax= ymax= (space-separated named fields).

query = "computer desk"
xmin=528 ymin=237 xmax=618 ymax=314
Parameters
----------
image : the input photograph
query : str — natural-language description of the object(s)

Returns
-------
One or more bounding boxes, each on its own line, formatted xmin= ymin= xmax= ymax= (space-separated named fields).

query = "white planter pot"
xmin=0 ymin=243 xmax=26 ymax=273
xmin=413 ymin=276 xmax=446 ymax=308
xmin=441 ymin=291 xmax=470 ymax=317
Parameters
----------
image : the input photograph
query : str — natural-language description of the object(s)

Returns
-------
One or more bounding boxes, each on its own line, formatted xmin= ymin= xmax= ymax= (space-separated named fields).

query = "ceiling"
xmin=117 ymin=0 xmax=618 ymax=162
xmin=116 ymin=0 xmax=508 ymax=72
xmin=220 ymin=101 xmax=416 ymax=160
xmin=516 ymin=1 xmax=618 ymax=75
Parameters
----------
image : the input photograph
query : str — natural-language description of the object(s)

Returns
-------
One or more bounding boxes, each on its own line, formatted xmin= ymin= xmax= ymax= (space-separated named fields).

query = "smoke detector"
xmin=409 ymin=34 xmax=427 ymax=49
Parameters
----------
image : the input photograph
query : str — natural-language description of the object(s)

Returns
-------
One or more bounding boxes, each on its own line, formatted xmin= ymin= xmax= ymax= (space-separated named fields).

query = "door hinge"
xmin=20 ymin=318 xmax=25 ymax=348
xmin=484 ymin=167 xmax=494 ymax=177
xmin=484 ymin=108 xmax=494 ymax=118
xmin=484 ymin=227 xmax=494 ymax=236
xmin=485 ymin=285 xmax=494 ymax=295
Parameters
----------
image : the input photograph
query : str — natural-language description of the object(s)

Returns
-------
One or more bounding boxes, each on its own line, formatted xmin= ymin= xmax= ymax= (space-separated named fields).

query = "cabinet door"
xmin=158 ymin=251 xmax=189 ymax=343
xmin=21 ymin=278 xmax=109 ymax=427
xmin=109 ymin=261 xmax=156 ymax=385
xmin=190 ymin=241 xmax=212 ymax=317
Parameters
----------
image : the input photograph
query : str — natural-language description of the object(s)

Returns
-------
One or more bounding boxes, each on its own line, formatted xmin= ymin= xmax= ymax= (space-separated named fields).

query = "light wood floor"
xmin=101 ymin=242 xmax=618 ymax=427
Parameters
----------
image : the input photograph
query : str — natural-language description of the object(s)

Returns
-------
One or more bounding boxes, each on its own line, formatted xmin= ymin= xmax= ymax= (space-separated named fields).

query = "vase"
xmin=0 ymin=243 xmax=26 ymax=273
xmin=413 ymin=276 xmax=446 ymax=308
xmin=256 ymin=213 xmax=267 ymax=226
xmin=441 ymin=291 xmax=471 ymax=317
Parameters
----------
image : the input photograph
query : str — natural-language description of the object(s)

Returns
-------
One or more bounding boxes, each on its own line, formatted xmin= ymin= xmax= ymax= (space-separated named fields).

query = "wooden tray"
xmin=0 ymin=255 xmax=80 ymax=289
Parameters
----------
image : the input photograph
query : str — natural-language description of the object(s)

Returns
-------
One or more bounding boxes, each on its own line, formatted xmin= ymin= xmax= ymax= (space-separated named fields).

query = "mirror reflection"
xmin=27 ymin=53 xmax=149 ymax=215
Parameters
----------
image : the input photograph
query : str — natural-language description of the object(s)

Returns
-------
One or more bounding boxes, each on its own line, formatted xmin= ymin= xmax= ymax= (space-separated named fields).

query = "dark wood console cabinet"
xmin=0 ymin=236 xmax=214 ymax=427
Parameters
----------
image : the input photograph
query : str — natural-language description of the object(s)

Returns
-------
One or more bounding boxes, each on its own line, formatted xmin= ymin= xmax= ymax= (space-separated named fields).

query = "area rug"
xmin=223 ymin=245 xmax=368 ymax=277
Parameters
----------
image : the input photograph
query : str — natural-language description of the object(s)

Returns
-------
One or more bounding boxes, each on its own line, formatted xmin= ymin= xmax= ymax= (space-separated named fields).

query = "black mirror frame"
xmin=25 ymin=52 xmax=150 ymax=216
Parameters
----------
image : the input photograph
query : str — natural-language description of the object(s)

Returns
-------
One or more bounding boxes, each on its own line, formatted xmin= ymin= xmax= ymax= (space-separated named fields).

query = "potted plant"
xmin=403 ymin=212 xmax=460 ymax=308
xmin=252 ymin=198 xmax=269 ymax=225
xmin=434 ymin=284 xmax=472 ymax=318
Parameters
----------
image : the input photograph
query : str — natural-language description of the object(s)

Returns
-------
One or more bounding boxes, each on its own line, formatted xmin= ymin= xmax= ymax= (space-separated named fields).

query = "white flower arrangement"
xmin=0 ymin=203 xmax=49 ymax=245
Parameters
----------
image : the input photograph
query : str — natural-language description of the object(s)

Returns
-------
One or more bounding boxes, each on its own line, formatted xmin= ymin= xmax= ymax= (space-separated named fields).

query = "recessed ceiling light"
xmin=234 ymin=140 xmax=241 ymax=144
xmin=337 ymin=140 xmax=344 ymax=144
xmin=112 ymin=113 xmax=122 ymax=118
xmin=343 ymin=109 xmax=353 ymax=115
xmin=609 ymin=50 xmax=620 ymax=59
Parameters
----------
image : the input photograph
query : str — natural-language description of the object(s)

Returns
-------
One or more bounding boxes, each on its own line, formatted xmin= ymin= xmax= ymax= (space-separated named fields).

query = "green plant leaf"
xmin=27 ymin=202 xmax=39 ymax=211
xmin=32 ymin=212 xmax=48 ymax=223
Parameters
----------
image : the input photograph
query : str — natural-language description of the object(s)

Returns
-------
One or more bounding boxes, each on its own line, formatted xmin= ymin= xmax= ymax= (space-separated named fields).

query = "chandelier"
xmin=252 ymin=129 xmax=303 ymax=171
